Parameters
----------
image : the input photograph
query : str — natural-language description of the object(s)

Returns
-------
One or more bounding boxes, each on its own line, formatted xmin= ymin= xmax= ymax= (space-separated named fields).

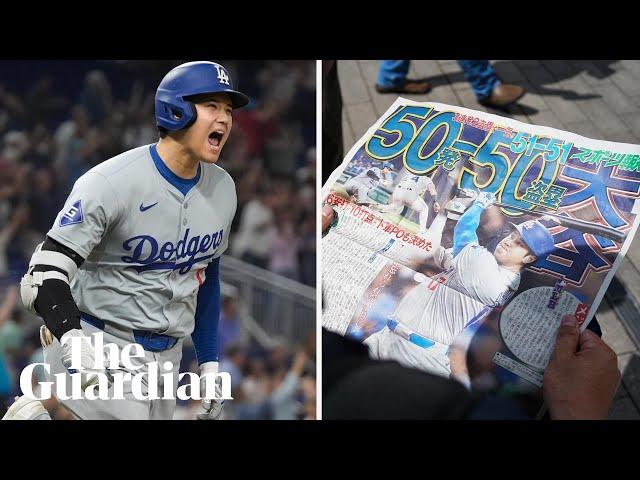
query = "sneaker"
xmin=479 ymin=84 xmax=525 ymax=109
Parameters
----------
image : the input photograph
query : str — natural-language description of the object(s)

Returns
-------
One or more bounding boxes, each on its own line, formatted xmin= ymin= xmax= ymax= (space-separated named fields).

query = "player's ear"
xmin=523 ymin=254 xmax=536 ymax=265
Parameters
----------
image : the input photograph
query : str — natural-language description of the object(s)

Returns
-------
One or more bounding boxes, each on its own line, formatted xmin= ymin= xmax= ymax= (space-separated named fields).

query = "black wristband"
xmin=33 ymin=278 xmax=82 ymax=341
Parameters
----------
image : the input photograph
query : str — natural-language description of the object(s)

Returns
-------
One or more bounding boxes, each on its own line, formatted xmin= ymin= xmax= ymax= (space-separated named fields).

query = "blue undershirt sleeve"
xmin=453 ymin=203 xmax=484 ymax=257
xmin=192 ymin=257 xmax=221 ymax=365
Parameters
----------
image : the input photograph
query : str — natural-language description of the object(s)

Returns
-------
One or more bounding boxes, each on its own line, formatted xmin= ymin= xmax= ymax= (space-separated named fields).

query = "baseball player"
xmin=343 ymin=161 xmax=394 ymax=204
xmin=373 ymin=172 xmax=440 ymax=235
xmin=3 ymin=61 xmax=248 ymax=420
xmin=364 ymin=191 xmax=555 ymax=386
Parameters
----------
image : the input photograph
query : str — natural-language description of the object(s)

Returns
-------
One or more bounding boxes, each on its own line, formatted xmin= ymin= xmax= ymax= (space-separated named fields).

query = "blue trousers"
xmin=377 ymin=60 xmax=500 ymax=100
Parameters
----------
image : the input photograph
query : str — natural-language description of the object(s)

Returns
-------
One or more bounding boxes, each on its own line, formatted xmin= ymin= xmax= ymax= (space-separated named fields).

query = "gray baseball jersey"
xmin=396 ymin=174 xmax=432 ymax=196
xmin=47 ymin=144 xmax=237 ymax=338
xmin=392 ymin=243 xmax=520 ymax=345
xmin=346 ymin=167 xmax=392 ymax=190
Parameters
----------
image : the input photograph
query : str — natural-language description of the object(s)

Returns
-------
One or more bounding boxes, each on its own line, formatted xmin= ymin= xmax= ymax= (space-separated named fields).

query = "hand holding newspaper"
xmin=322 ymin=98 xmax=640 ymax=393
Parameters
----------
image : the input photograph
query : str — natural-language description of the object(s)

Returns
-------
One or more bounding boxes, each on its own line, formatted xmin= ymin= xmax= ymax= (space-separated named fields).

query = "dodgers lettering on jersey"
xmin=122 ymin=228 xmax=224 ymax=274
xmin=47 ymin=145 xmax=237 ymax=338
xmin=391 ymin=242 xmax=519 ymax=345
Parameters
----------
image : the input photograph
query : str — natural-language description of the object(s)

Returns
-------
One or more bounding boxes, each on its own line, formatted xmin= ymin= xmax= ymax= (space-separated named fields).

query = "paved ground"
xmin=337 ymin=60 xmax=640 ymax=419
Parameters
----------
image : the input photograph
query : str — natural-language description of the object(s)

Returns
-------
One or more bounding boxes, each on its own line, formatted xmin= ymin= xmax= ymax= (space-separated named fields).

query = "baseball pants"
xmin=364 ymin=326 xmax=451 ymax=379
xmin=43 ymin=319 xmax=183 ymax=420
xmin=378 ymin=186 xmax=430 ymax=231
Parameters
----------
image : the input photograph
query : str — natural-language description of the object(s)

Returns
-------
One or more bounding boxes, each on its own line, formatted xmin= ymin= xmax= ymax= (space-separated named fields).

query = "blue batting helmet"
xmin=382 ymin=161 xmax=394 ymax=170
xmin=155 ymin=61 xmax=250 ymax=131
xmin=510 ymin=220 xmax=555 ymax=258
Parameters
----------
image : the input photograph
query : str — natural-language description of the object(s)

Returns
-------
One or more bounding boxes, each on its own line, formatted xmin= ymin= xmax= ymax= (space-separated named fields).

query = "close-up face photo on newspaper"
xmin=321 ymin=60 xmax=640 ymax=420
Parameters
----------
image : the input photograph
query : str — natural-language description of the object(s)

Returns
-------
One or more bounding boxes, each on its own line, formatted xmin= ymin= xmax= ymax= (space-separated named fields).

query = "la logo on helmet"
xmin=215 ymin=65 xmax=230 ymax=86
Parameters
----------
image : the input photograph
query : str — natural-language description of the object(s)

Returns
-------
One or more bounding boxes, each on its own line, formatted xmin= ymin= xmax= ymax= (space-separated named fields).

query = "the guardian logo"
xmin=20 ymin=332 xmax=232 ymax=402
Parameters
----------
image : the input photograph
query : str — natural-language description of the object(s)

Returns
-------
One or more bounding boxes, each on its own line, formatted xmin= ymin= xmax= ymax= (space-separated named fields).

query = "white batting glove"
xmin=475 ymin=191 xmax=496 ymax=209
xmin=59 ymin=329 xmax=110 ymax=391
xmin=457 ymin=188 xmax=478 ymax=200
xmin=196 ymin=361 xmax=224 ymax=420
xmin=540 ymin=214 xmax=561 ymax=225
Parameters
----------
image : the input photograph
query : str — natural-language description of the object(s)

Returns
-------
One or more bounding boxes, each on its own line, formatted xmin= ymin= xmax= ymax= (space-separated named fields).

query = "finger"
xmin=578 ymin=331 xmax=618 ymax=381
xmin=322 ymin=205 xmax=335 ymax=233
xmin=578 ymin=329 xmax=607 ymax=352
xmin=550 ymin=315 xmax=580 ymax=364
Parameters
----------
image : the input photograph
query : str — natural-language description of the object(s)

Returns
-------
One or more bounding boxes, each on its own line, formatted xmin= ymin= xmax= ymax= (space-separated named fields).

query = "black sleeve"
xmin=35 ymin=236 xmax=85 ymax=269
xmin=31 ymin=235 xmax=85 ymax=341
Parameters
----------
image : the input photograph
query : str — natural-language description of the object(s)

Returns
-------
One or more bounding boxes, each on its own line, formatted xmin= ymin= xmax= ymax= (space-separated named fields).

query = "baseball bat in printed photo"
xmin=493 ymin=202 xmax=628 ymax=243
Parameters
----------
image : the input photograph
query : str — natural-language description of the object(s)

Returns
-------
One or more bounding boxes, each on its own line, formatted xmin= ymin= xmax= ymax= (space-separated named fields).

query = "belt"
xmin=80 ymin=312 xmax=178 ymax=352
xmin=387 ymin=319 xmax=436 ymax=349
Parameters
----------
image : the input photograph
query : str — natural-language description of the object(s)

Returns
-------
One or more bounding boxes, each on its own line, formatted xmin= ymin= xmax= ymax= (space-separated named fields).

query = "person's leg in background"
xmin=457 ymin=60 xmax=500 ymax=100
xmin=322 ymin=61 xmax=344 ymax=184
xmin=376 ymin=60 xmax=411 ymax=89
xmin=457 ymin=60 xmax=524 ymax=108
xmin=375 ymin=60 xmax=430 ymax=94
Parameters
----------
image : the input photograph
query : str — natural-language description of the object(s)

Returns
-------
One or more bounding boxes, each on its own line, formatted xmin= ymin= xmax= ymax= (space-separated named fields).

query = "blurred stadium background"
xmin=0 ymin=60 xmax=316 ymax=420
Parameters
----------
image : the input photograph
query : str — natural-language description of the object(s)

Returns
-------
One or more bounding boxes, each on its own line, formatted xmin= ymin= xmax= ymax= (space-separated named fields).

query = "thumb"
xmin=550 ymin=315 xmax=580 ymax=364
xmin=578 ymin=329 xmax=606 ymax=352
xmin=322 ymin=205 xmax=335 ymax=234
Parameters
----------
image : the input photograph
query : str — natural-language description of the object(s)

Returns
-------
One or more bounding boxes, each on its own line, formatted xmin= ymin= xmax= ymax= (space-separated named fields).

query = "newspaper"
xmin=322 ymin=97 xmax=640 ymax=393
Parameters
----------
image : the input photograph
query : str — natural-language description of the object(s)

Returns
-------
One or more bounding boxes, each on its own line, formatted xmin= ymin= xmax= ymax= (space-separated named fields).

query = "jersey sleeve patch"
xmin=59 ymin=200 xmax=84 ymax=227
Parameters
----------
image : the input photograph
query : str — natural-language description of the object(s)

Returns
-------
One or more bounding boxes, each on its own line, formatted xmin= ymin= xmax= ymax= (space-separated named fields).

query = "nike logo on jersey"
xmin=139 ymin=202 xmax=158 ymax=212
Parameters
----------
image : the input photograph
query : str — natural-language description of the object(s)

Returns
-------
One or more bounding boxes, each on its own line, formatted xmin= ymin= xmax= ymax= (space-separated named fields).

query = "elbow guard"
xmin=20 ymin=237 xmax=83 ymax=340
xmin=20 ymin=241 xmax=78 ymax=313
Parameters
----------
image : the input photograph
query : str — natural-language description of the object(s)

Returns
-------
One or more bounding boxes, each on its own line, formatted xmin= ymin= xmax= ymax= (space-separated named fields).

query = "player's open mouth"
xmin=208 ymin=131 xmax=224 ymax=148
